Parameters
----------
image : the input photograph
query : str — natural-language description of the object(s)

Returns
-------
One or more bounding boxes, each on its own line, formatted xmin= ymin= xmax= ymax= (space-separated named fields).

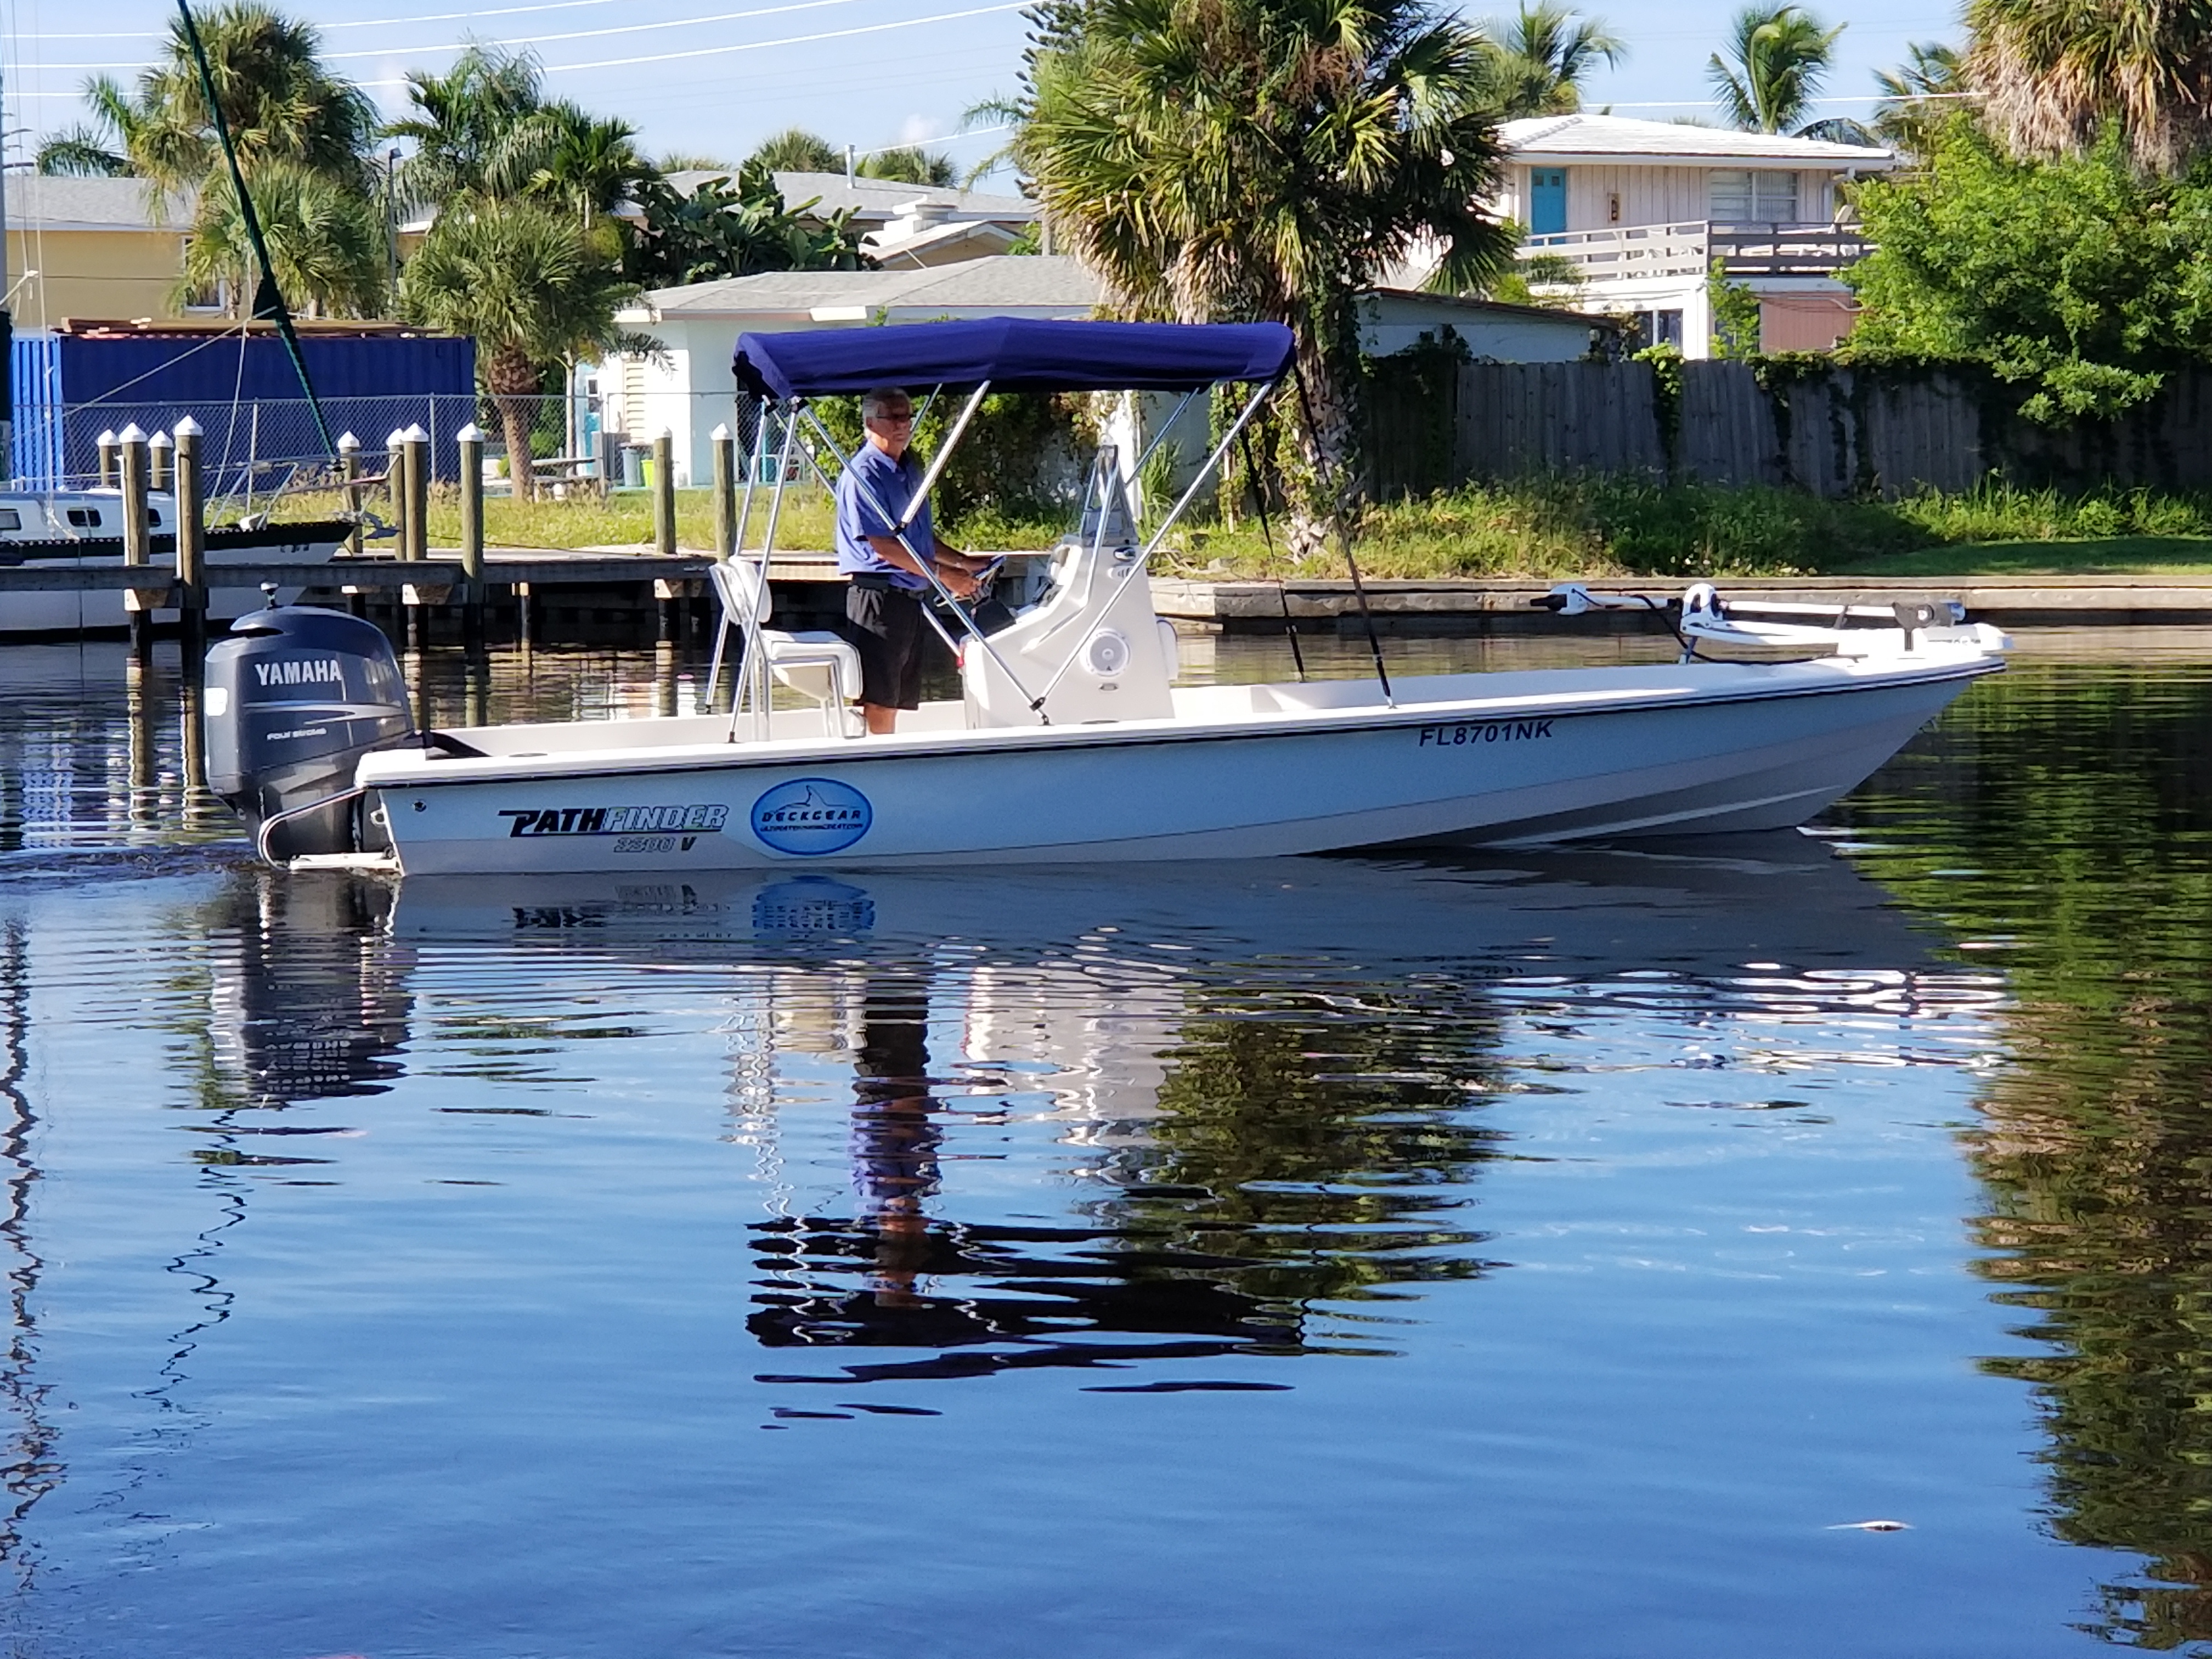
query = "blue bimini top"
xmin=732 ymin=317 xmax=1295 ymax=400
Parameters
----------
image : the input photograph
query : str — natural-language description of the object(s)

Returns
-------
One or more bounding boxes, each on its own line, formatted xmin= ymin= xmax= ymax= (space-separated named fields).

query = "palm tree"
xmin=387 ymin=44 xmax=557 ymax=211
xmin=64 ymin=2 xmax=375 ymax=194
xmin=1872 ymin=41 xmax=1966 ymax=155
xmin=398 ymin=199 xmax=648 ymax=498
xmin=1708 ymin=4 xmax=1846 ymax=134
xmin=857 ymin=147 xmax=960 ymax=187
xmin=746 ymin=128 xmax=844 ymax=173
xmin=1965 ymin=0 xmax=2212 ymax=171
xmin=1021 ymin=0 xmax=1515 ymax=550
xmin=179 ymin=158 xmax=385 ymax=318
xmin=1486 ymin=2 xmax=1626 ymax=118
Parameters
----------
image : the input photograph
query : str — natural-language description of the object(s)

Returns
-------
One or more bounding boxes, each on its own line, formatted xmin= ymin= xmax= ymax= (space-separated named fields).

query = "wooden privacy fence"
xmin=1365 ymin=359 xmax=2212 ymax=499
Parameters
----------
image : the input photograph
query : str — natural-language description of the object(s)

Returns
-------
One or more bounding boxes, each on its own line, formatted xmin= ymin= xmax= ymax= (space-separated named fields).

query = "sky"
xmin=0 ymin=0 xmax=1963 ymax=180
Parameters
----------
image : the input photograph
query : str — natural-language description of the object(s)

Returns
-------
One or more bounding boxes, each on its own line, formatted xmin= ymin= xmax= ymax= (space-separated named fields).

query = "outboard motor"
xmin=205 ymin=605 xmax=415 ymax=863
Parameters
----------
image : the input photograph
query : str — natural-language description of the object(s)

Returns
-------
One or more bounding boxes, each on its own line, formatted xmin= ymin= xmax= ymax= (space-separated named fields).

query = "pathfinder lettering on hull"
xmin=499 ymin=804 xmax=730 ymax=837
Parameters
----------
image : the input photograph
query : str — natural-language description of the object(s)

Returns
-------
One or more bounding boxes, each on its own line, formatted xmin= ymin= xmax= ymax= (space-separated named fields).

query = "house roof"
xmin=864 ymin=218 xmax=1024 ymax=266
xmin=1357 ymin=287 xmax=1620 ymax=332
xmin=2 ymin=176 xmax=194 ymax=231
xmin=634 ymin=255 xmax=1099 ymax=320
xmin=1499 ymin=114 xmax=1896 ymax=170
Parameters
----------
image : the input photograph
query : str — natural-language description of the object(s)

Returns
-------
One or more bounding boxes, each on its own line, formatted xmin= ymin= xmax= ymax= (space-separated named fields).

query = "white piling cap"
xmin=172 ymin=415 xmax=202 ymax=438
xmin=456 ymin=422 xmax=486 ymax=442
xmin=403 ymin=423 xmax=430 ymax=443
xmin=97 ymin=429 xmax=117 ymax=445
xmin=117 ymin=422 xmax=147 ymax=443
xmin=387 ymin=427 xmax=409 ymax=447
xmin=336 ymin=430 xmax=359 ymax=452
xmin=709 ymin=423 xmax=731 ymax=441
xmin=148 ymin=430 xmax=173 ymax=449
xmin=656 ymin=425 xmax=673 ymax=441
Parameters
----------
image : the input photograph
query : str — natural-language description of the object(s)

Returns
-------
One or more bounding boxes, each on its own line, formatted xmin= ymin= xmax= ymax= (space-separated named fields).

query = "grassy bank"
xmin=287 ymin=477 xmax=2212 ymax=580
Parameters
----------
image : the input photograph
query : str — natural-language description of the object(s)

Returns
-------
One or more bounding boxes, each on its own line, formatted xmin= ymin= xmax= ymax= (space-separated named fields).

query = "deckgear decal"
xmin=499 ymin=804 xmax=730 ymax=837
xmin=750 ymin=778 xmax=872 ymax=856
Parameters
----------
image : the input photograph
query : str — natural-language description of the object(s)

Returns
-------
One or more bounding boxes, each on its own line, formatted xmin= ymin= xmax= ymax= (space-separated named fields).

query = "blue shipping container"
xmin=9 ymin=330 xmax=478 ymax=493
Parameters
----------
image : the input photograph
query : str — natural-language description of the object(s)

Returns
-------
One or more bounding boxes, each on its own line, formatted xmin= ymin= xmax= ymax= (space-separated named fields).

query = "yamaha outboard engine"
xmin=205 ymin=605 xmax=415 ymax=863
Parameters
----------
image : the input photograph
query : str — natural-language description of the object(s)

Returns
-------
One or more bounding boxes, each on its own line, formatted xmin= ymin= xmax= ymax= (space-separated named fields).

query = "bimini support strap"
xmin=792 ymin=399 xmax=1051 ymax=721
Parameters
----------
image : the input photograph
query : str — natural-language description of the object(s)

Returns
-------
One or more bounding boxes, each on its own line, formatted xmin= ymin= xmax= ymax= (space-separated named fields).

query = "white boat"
xmin=201 ymin=319 xmax=2007 ymax=873
xmin=0 ymin=484 xmax=352 ymax=637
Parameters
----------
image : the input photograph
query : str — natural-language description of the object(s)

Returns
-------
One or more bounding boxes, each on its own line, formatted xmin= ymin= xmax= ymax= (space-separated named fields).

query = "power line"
xmin=10 ymin=0 xmax=1026 ymax=74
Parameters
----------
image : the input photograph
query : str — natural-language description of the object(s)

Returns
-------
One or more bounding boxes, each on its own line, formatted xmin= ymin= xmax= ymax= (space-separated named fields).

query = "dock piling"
xmin=457 ymin=422 xmax=487 ymax=650
xmin=338 ymin=432 xmax=363 ymax=561
xmin=172 ymin=416 xmax=207 ymax=660
xmin=148 ymin=430 xmax=172 ymax=494
xmin=399 ymin=425 xmax=430 ymax=648
xmin=710 ymin=424 xmax=736 ymax=561
xmin=118 ymin=425 xmax=154 ymax=661
xmin=652 ymin=427 xmax=676 ymax=559
xmin=97 ymin=430 xmax=119 ymax=489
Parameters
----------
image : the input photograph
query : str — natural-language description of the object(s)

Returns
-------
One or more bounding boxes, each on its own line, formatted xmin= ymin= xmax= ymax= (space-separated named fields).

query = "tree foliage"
xmin=1483 ymin=2 xmax=1626 ymax=119
xmin=1707 ymin=3 xmax=1850 ymax=137
xmin=1965 ymin=0 xmax=2212 ymax=173
xmin=1870 ymin=41 xmax=1965 ymax=158
xmin=1846 ymin=120 xmax=2212 ymax=421
xmin=37 ymin=2 xmax=383 ymax=315
xmin=625 ymin=166 xmax=868 ymax=289
xmin=399 ymin=198 xmax=647 ymax=496
xmin=1018 ymin=0 xmax=1515 ymax=546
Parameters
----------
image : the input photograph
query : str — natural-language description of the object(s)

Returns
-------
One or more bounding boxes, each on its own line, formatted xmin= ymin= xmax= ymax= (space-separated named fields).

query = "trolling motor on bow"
xmin=204 ymin=605 xmax=416 ymax=864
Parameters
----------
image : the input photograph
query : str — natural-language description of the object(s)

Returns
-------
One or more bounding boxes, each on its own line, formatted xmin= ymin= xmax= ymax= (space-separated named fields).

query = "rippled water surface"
xmin=0 ymin=630 xmax=2205 ymax=1657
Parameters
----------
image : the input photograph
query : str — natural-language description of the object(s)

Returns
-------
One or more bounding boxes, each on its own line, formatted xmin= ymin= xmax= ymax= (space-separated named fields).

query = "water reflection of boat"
xmin=391 ymin=835 xmax=1939 ymax=979
xmin=382 ymin=841 xmax=1957 ymax=1384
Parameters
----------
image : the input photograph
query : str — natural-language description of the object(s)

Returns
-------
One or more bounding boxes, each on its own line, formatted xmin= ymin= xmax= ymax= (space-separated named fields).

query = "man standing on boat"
xmin=836 ymin=386 xmax=995 ymax=735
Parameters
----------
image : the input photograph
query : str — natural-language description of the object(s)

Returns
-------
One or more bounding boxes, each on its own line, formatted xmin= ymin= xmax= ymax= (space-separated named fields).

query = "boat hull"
xmin=363 ymin=655 xmax=1997 ymax=875
xmin=0 ymin=521 xmax=353 ymax=637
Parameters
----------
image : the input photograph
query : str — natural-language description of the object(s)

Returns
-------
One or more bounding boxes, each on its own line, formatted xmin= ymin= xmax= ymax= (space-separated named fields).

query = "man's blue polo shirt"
xmin=834 ymin=443 xmax=935 ymax=593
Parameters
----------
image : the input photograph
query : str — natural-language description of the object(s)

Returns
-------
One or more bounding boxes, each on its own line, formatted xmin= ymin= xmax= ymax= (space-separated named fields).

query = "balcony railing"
xmin=1522 ymin=221 xmax=1873 ymax=284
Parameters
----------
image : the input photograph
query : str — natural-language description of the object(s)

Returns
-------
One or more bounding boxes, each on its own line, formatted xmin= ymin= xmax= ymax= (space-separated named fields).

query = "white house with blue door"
xmin=1491 ymin=114 xmax=1899 ymax=357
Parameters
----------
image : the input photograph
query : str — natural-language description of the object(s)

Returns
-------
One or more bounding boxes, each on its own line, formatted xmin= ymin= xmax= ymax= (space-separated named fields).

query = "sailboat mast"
xmin=174 ymin=0 xmax=336 ymax=459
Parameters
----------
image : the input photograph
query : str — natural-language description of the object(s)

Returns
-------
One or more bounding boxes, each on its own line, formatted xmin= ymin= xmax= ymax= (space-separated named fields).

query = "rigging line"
xmin=1289 ymin=364 xmax=1391 ymax=706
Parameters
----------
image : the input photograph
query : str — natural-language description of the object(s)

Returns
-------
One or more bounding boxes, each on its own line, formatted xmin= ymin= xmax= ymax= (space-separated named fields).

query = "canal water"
xmin=0 ymin=629 xmax=2203 ymax=1657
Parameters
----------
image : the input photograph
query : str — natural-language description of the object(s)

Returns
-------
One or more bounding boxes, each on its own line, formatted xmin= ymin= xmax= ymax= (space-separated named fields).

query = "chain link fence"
xmin=14 ymin=393 xmax=630 ymax=507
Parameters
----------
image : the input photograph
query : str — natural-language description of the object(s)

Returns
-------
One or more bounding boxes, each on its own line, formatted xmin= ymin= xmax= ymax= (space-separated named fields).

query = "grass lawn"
xmin=1832 ymin=536 xmax=2212 ymax=578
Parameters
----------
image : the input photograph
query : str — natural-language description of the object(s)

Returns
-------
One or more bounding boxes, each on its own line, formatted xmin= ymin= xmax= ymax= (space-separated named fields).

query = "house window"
xmin=1709 ymin=170 xmax=1800 ymax=223
xmin=1528 ymin=168 xmax=1567 ymax=236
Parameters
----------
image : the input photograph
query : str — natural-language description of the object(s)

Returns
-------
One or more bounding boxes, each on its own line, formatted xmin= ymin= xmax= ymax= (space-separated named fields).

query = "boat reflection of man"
xmin=851 ymin=973 xmax=943 ymax=1308
xmin=836 ymin=386 xmax=995 ymax=736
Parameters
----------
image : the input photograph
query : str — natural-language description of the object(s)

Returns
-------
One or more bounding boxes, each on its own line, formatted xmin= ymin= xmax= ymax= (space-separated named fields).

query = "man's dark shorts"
xmin=845 ymin=580 xmax=926 ymax=709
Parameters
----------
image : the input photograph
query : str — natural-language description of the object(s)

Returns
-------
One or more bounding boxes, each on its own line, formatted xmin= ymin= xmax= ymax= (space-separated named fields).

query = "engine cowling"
xmin=205 ymin=606 xmax=415 ymax=862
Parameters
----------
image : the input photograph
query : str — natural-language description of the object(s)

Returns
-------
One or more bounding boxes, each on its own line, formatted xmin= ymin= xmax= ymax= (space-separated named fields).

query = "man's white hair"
xmin=860 ymin=385 xmax=912 ymax=420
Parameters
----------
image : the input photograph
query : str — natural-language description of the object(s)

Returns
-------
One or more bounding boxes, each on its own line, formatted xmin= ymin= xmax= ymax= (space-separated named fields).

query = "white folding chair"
xmin=703 ymin=558 xmax=863 ymax=739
